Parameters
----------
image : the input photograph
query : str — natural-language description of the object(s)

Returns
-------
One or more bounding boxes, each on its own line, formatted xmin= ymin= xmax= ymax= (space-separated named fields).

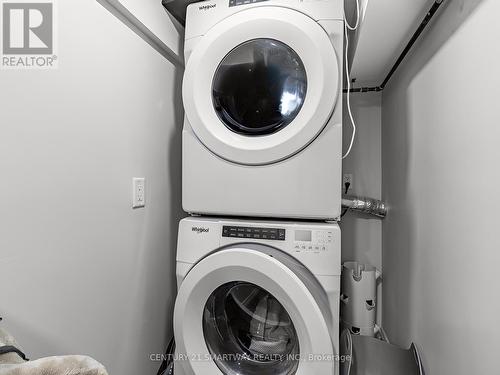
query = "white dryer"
xmin=173 ymin=217 xmax=342 ymax=375
xmin=182 ymin=0 xmax=344 ymax=221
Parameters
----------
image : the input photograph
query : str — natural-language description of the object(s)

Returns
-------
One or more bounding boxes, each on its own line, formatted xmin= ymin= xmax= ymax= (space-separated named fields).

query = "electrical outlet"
xmin=133 ymin=178 xmax=145 ymax=208
xmin=343 ymin=174 xmax=353 ymax=193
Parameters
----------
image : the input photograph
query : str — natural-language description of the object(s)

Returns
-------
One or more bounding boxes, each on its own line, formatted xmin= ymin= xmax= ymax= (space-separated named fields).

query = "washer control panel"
xmin=229 ymin=0 xmax=269 ymax=7
xmin=223 ymin=226 xmax=286 ymax=241
xmin=293 ymin=229 xmax=334 ymax=252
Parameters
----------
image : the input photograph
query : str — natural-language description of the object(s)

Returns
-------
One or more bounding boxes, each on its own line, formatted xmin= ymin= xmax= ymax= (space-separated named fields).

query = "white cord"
xmin=342 ymin=18 xmax=357 ymax=159
xmin=342 ymin=0 xmax=362 ymax=160
xmin=344 ymin=0 xmax=360 ymax=31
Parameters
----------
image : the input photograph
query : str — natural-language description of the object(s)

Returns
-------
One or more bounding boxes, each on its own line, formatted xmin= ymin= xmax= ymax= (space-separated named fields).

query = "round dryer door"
xmin=173 ymin=246 xmax=335 ymax=375
xmin=183 ymin=6 xmax=340 ymax=165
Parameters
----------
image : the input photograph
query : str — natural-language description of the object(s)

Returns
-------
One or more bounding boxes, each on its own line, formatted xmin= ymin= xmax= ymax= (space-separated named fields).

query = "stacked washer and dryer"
xmin=173 ymin=0 xmax=345 ymax=374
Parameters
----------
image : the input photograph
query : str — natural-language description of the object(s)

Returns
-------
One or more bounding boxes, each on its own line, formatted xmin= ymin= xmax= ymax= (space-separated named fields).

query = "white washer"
xmin=173 ymin=217 xmax=341 ymax=375
xmin=182 ymin=0 xmax=344 ymax=221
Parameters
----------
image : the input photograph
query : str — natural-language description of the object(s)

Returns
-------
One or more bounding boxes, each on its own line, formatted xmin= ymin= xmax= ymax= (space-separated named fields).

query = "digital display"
xmin=295 ymin=230 xmax=312 ymax=242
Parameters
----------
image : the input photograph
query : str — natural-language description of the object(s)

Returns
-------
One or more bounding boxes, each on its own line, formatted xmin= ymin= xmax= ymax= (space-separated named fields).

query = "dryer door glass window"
xmin=212 ymin=39 xmax=307 ymax=136
xmin=203 ymin=281 xmax=300 ymax=375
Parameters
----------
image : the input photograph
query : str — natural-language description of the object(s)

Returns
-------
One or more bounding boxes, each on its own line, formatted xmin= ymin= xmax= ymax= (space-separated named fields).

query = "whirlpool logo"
xmin=192 ymin=227 xmax=210 ymax=234
xmin=199 ymin=3 xmax=216 ymax=11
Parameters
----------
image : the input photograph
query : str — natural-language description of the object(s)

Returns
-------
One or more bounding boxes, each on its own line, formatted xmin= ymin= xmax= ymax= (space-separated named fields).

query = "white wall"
xmin=342 ymin=92 xmax=382 ymax=322
xmin=0 ymin=1 xmax=183 ymax=374
xmin=99 ymin=0 xmax=184 ymax=63
xmin=342 ymin=93 xmax=382 ymax=269
xmin=351 ymin=0 xmax=434 ymax=86
xmin=118 ymin=0 xmax=183 ymax=57
xmin=382 ymin=0 xmax=500 ymax=373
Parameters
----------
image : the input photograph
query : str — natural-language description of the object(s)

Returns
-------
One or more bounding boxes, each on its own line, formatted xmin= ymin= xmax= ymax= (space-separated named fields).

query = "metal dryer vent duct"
xmin=342 ymin=196 xmax=387 ymax=218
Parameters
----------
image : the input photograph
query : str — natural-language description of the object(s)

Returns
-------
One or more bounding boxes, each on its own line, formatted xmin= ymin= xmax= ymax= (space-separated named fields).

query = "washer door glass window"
xmin=203 ymin=281 xmax=300 ymax=374
xmin=212 ymin=39 xmax=307 ymax=137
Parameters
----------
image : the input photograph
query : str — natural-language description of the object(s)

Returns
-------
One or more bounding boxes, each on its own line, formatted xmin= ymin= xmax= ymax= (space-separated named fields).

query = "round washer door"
xmin=183 ymin=6 xmax=340 ymax=165
xmin=174 ymin=247 xmax=335 ymax=375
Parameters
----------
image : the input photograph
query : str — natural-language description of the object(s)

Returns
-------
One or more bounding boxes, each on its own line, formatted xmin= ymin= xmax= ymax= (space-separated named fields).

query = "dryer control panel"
xmin=223 ymin=225 xmax=286 ymax=241
xmin=293 ymin=229 xmax=334 ymax=252
xmin=179 ymin=218 xmax=341 ymax=276
xmin=229 ymin=0 xmax=269 ymax=7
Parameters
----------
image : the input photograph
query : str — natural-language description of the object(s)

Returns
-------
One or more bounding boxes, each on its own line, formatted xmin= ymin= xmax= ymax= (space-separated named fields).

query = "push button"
xmin=278 ymin=229 xmax=286 ymax=240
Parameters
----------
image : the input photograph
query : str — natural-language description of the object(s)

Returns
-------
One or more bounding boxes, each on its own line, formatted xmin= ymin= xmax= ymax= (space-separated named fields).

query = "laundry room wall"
xmin=342 ymin=92 xmax=382 ymax=321
xmin=342 ymin=92 xmax=382 ymax=269
xmin=102 ymin=0 xmax=184 ymax=58
xmin=0 ymin=1 xmax=183 ymax=374
xmin=381 ymin=0 xmax=500 ymax=373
